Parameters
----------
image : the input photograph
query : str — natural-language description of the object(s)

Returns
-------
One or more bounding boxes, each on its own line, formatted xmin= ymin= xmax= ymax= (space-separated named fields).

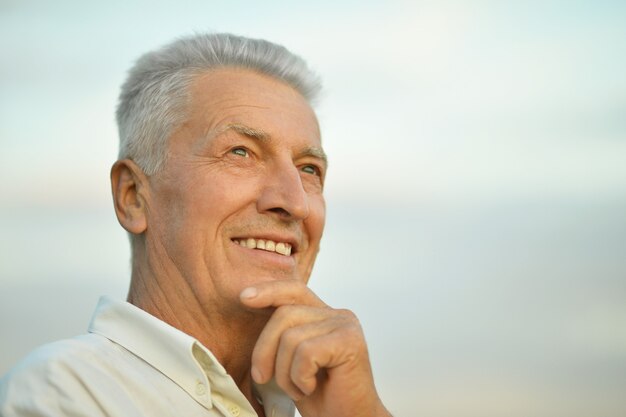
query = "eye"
xmin=231 ymin=147 xmax=249 ymax=157
xmin=301 ymin=164 xmax=320 ymax=176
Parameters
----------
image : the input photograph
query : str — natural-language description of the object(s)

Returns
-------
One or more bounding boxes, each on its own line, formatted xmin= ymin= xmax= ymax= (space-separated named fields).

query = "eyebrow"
xmin=226 ymin=123 xmax=270 ymax=141
xmin=224 ymin=122 xmax=328 ymax=166
xmin=298 ymin=146 xmax=328 ymax=167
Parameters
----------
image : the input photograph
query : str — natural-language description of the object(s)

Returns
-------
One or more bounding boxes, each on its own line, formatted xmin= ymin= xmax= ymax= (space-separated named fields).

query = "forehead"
xmin=185 ymin=68 xmax=321 ymax=146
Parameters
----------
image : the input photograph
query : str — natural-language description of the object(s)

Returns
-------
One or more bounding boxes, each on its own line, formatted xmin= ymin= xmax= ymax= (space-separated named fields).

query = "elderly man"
xmin=0 ymin=33 xmax=391 ymax=417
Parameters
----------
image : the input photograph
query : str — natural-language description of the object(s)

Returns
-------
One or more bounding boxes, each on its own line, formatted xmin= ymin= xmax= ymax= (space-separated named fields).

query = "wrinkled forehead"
xmin=185 ymin=68 xmax=322 ymax=144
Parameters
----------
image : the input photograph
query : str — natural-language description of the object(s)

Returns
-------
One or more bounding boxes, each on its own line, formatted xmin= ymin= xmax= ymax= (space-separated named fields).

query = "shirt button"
xmin=195 ymin=382 xmax=206 ymax=396
xmin=228 ymin=404 xmax=241 ymax=416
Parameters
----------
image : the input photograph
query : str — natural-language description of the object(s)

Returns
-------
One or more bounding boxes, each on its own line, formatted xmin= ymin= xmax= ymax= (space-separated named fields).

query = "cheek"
xmin=150 ymin=179 xmax=222 ymax=244
xmin=180 ymin=175 xmax=260 ymax=233
xmin=306 ymin=196 xmax=326 ymax=243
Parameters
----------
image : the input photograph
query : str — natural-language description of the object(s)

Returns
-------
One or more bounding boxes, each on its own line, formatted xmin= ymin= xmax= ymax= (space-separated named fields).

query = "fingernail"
xmin=251 ymin=366 xmax=263 ymax=383
xmin=240 ymin=287 xmax=258 ymax=299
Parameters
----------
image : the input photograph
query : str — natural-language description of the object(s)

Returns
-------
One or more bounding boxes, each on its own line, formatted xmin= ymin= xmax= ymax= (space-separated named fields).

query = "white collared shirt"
xmin=0 ymin=297 xmax=295 ymax=417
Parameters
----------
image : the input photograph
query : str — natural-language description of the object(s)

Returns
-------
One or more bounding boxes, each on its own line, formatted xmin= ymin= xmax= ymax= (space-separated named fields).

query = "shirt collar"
xmin=87 ymin=296 xmax=294 ymax=417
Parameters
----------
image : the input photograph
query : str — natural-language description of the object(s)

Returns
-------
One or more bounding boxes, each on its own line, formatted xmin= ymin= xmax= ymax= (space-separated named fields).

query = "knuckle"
xmin=327 ymin=308 xmax=360 ymax=329
xmin=340 ymin=309 xmax=362 ymax=329
xmin=291 ymin=369 xmax=315 ymax=395
xmin=337 ymin=308 xmax=358 ymax=321
xmin=281 ymin=327 xmax=301 ymax=348
xmin=333 ymin=315 xmax=365 ymax=346
xmin=294 ymin=338 xmax=316 ymax=360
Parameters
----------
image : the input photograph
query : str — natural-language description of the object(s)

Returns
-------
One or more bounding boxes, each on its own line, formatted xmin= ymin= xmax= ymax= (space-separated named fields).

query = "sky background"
xmin=1 ymin=1 xmax=626 ymax=416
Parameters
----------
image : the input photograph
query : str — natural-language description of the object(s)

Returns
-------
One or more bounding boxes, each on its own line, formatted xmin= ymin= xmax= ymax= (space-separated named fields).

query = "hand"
xmin=240 ymin=280 xmax=391 ymax=417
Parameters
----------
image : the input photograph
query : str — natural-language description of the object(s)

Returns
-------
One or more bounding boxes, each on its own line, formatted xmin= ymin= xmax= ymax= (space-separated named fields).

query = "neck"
xmin=127 ymin=243 xmax=270 ymax=409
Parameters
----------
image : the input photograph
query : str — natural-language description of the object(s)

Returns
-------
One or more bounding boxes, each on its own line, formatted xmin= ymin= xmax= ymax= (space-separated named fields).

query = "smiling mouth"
xmin=232 ymin=238 xmax=293 ymax=256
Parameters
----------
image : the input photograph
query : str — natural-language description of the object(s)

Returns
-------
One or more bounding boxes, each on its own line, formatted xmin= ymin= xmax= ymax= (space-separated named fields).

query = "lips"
xmin=232 ymin=238 xmax=293 ymax=256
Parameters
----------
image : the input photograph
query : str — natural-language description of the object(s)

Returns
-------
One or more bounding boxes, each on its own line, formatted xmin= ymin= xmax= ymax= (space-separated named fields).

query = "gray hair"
xmin=116 ymin=33 xmax=322 ymax=175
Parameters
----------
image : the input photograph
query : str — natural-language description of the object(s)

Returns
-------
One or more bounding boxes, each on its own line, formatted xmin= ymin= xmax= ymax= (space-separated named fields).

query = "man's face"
xmin=144 ymin=69 xmax=326 ymax=312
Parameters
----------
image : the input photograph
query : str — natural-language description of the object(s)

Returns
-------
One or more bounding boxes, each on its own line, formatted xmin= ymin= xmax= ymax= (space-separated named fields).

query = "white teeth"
xmin=234 ymin=238 xmax=292 ymax=256
xmin=275 ymin=242 xmax=287 ymax=255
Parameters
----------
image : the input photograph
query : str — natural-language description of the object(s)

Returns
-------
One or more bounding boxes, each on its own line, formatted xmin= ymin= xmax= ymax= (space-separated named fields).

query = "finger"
xmin=273 ymin=319 xmax=341 ymax=400
xmin=251 ymin=305 xmax=334 ymax=384
xmin=239 ymin=279 xmax=326 ymax=309
xmin=290 ymin=325 xmax=364 ymax=396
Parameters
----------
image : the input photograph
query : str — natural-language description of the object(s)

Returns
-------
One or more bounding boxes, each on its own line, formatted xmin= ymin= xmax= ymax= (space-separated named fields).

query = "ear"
xmin=110 ymin=159 xmax=148 ymax=235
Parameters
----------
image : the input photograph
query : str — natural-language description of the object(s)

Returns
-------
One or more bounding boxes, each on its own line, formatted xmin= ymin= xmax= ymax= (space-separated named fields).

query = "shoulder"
xmin=0 ymin=334 xmax=120 ymax=417
xmin=3 ymin=333 xmax=120 ymax=380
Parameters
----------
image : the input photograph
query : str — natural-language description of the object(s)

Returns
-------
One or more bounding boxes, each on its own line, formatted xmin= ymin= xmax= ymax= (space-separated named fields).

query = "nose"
xmin=257 ymin=162 xmax=310 ymax=221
